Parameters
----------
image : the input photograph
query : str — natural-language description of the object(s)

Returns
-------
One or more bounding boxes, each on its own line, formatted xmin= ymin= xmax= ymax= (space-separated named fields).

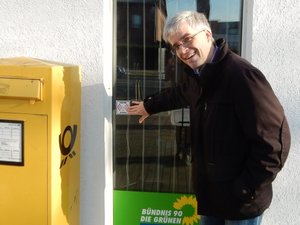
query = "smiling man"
xmin=167 ymin=22 xmax=214 ymax=70
xmin=128 ymin=11 xmax=290 ymax=225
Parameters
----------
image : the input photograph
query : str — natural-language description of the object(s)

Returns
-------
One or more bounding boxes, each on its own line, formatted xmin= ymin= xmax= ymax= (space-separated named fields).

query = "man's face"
xmin=168 ymin=22 xmax=213 ymax=69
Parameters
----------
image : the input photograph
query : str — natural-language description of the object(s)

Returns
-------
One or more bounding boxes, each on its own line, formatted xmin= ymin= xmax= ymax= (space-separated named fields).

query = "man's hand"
xmin=128 ymin=101 xmax=149 ymax=123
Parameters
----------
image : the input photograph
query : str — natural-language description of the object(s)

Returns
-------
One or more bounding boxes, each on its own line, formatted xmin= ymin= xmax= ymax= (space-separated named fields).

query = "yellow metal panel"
xmin=0 ymin=57 xmax=81 ymax=225
xmin=0 ymin=113 xmax=47 ymax=225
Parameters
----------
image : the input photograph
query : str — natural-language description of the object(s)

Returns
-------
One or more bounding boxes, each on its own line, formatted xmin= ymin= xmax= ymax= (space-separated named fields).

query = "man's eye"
xmin=183 ymin=37 xmax=192 ymax=44
xmin=173 ymin=44 xmax=180 ymax=50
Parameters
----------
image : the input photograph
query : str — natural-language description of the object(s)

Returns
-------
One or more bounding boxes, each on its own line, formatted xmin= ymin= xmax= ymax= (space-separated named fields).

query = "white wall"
xmin=0 ymin=0 xmax=299 ymax=225
xmin=0 ymin=1 xmax=112 ymax=225
xmin=251 ymin=0 xmax=300 ymax=224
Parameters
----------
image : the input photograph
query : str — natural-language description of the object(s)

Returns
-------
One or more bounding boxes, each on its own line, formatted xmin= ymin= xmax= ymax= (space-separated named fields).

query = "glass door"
xmin=113 ymin=0 xmax=243 ymax=224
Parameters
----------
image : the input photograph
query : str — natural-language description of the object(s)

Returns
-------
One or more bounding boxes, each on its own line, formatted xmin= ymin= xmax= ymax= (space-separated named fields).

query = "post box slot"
xmin=0 ymin=77 xmax=43 ymax=101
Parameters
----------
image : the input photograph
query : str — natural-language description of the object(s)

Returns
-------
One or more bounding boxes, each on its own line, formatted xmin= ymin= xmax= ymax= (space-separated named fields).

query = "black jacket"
xmin=144 ymin=39 xmax=291 ymax=219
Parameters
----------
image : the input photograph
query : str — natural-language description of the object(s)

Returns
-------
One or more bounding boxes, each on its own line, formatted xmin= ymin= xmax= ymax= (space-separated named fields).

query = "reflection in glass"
xmin=113 ymin=0 xmax=243 ymax=194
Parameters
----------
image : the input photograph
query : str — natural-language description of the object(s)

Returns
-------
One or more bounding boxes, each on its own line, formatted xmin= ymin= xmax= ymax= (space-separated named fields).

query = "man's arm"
xmin=233 ymin=68 xmax=291 ymax=201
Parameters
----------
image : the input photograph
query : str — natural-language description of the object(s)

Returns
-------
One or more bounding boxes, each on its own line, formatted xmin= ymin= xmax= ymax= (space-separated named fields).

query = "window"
xmin=113 ymin=0 xmax=243 ymax=193
xmin=131 ymin=14 xmax=142 ymax=29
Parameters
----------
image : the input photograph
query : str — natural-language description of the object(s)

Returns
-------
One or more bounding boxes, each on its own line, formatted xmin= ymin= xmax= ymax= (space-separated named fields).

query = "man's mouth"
xmin=183 ymin=51 xmax=196 ymax=60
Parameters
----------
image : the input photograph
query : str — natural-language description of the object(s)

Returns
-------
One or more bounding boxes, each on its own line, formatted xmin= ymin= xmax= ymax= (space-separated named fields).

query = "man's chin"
xmin=187 ymin=62 xmax=201 ymax=70
xmin=185 ymin=58 xmax=202 ymax=69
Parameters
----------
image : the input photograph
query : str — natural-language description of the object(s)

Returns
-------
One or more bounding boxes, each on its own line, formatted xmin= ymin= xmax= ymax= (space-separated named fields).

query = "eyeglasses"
xmin=170 ymin=30 xmax=205 ymax=55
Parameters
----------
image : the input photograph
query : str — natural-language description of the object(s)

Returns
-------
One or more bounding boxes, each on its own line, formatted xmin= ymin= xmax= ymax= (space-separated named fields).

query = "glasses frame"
xmin=170 ymin=29 xmax=206 ymax=55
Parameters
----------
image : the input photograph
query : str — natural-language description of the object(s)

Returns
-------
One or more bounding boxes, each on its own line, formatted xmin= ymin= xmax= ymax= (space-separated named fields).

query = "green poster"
xmin=114 ymin=190 xmax=200 ymax=225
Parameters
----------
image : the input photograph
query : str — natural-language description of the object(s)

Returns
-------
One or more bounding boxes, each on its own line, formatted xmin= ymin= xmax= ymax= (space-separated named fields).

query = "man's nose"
xmin=177 ymin=45 xmax=189 ymax=54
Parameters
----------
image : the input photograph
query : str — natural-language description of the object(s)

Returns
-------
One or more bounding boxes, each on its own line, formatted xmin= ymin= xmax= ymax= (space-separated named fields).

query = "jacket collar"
xmin=212 ymin=38 xmax=228 ymax=64
xmin=184 ymin=38 xmax=228 ymax=77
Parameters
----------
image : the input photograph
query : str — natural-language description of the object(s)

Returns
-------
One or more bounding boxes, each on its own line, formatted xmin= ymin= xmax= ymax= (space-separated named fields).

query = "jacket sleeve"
xmin=143 ymin=78 xmax=195 ymax=114
xmin=233 ymin=67 xmax=291 ymax=201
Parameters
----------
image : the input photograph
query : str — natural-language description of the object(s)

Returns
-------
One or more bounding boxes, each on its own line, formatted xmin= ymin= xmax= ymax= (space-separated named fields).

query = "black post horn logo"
xmin=59 ymin=125 xmax=78 ymax=168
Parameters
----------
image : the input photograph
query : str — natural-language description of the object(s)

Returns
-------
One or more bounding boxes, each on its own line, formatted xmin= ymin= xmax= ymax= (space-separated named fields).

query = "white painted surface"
xmin=0 ymin=1 xmax=110 ymax=225
xmin=0 ymin=0 xmax=299 ymax=224
xmin=251 ymin=1 xmax=300 ymax=224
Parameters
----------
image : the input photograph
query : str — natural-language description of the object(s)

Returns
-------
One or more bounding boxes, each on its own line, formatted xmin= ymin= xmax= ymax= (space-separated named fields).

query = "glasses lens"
xmin=170 ymin=30 xmax=203 ymax=55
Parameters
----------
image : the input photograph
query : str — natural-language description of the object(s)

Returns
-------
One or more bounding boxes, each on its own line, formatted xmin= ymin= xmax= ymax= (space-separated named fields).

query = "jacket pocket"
xmin=206 ymin=153 xmax=245 ymax=182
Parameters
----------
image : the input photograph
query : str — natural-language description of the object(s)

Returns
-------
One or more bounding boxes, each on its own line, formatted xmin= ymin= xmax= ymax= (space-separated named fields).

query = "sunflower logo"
xmin=173 ymin=195 xmax=200 ymax=225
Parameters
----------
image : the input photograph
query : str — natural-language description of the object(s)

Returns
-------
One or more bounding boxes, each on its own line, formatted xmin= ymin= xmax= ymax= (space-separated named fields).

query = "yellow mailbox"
xmin=0 ymin=57 xmax=81 ymax=225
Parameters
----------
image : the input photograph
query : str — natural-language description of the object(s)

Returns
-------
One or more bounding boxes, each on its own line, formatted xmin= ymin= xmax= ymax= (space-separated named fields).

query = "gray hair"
xmin=163 ymin=11 xmax=211 ymax=43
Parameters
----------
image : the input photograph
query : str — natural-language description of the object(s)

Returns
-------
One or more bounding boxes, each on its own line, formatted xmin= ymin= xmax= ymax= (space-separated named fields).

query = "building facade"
xmin=0 ymin=0 xmax=299 ymax=224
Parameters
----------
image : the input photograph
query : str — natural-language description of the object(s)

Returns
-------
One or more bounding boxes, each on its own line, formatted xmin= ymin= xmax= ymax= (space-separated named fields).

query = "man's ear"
xmin=204 ymin=30 xmax=213 ymax=42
